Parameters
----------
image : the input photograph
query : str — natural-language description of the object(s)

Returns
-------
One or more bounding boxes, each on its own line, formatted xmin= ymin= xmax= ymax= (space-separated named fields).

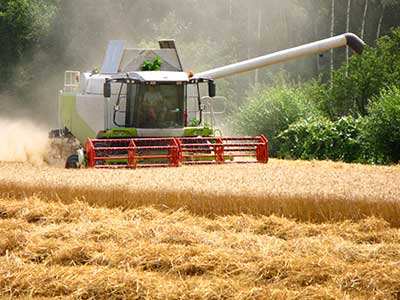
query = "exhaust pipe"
xmin=194 ymin=33 xmax=365 ymax=80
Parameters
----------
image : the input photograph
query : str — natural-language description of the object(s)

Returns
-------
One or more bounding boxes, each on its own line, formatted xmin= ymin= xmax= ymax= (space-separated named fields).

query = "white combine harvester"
xmin=50 ymin=33 xmax=365 ymax=168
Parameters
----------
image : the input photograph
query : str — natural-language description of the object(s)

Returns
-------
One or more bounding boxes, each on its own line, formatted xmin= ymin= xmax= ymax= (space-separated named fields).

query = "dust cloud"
xmin=0 ymin=119 xmax=49 ymax=166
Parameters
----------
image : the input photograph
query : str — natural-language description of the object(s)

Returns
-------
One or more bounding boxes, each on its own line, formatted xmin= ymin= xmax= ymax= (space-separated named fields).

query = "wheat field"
xmin=0 ymin=160 xmax=400 ymax=299
xmin=0 ymin=160 xmax=399 ymax=225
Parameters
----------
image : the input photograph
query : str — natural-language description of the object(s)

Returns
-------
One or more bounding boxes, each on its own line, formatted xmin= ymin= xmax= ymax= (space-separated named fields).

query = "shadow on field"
xmin=1 ymin=181 xmax=400 ymax=227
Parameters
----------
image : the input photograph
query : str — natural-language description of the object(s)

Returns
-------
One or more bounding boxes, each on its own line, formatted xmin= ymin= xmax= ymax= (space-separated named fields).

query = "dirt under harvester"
xmin=84 ymin=135 xmax=268 ymax=168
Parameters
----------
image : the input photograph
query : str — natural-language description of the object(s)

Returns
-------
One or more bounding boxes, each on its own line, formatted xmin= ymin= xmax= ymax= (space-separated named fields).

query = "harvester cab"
xmin=102 ymin=71 xmax=216 ymax=131
xmin=52 ymin=34 xmax=365 ymax=169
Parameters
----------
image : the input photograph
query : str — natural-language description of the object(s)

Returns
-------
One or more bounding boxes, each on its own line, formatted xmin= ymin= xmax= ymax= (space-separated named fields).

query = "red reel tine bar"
xmin=178 ymin=135 xmax=268 ymax=165
xmin=85 ymin=138 xmax=181 ymax=168
xmin=85 ymin=135 xmax=268 ymax=168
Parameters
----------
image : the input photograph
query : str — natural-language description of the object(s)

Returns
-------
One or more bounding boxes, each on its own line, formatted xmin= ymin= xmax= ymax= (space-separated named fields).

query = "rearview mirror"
xmin=103 ymin=81 xmax=111 ymax=98
xmin=208 ymin=80 xmax=216 ymax=98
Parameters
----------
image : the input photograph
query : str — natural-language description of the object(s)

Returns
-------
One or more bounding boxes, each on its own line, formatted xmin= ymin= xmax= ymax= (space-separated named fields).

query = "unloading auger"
xmin=50 ymin=33 xmax=365 ymax=168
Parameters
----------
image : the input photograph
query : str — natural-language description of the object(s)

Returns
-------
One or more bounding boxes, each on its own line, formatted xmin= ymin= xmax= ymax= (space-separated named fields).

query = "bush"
xmin=231 ymin=82 xmax=320 ymax=156
xmin=278 ymin=116 xmax=368 ymax=163
xmin=364 ymin=86 xmax=400 ymax=164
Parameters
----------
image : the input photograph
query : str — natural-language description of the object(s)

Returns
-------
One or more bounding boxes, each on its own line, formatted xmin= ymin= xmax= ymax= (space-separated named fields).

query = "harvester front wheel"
xmin=65 ymin=154 xmax=79 ymax=169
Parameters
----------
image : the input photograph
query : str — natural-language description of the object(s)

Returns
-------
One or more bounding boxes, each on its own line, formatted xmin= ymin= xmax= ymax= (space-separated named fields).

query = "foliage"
xmin=278 ymin=116 xmax=368 ymax=163
xmin=190 ymin=118 xmax=201 ymax=126
xmin=322 ymin=28 xmax=400 ymax=119
xmin=0 ymin=0 xmax=57 ymax=89
xmin=141 ymin=57 xmax=163 ymax=71
xmin=364 ymin=86 xmax=400 ymax=164
xmin=278 ymin=85 xmax=400 ymax=165
xmin=231 ymin=81 xmax=321 ymax=156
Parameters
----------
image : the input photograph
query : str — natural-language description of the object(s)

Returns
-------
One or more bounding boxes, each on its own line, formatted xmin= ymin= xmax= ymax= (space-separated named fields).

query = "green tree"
xmin=321 ymin=28 xmax=400 ymax=119
xmin=0 ymin=0 xmax=57 ymax=91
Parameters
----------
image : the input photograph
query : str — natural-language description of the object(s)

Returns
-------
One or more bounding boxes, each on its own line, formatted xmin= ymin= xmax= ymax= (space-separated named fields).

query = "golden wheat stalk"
xmin=0 ymin=160 xmax=399 ymax=225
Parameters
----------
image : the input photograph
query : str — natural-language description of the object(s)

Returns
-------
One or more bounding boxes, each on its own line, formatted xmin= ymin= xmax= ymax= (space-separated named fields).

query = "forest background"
xmin=0 ymin=0 xmax=399 ymax=164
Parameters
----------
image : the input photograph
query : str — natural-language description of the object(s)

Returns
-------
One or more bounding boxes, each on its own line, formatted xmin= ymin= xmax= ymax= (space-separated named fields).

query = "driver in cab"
xmin=140 ymin=87 xmax=167 ymax=128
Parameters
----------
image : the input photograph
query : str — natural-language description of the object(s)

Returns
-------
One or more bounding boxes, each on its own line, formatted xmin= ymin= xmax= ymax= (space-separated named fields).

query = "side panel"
xmin=60 ymin=94 xmax=97 ymax=144
xmin=76 ymin=95 xmax=106 ymax=134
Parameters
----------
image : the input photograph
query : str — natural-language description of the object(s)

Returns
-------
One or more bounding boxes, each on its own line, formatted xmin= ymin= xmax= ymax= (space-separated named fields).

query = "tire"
xmin=65 ymin=154 xmax=79 ymax=169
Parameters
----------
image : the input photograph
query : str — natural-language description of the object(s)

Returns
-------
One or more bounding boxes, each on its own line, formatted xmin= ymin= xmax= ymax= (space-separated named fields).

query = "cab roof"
xmin=110 ymin=71 xmax=189 ymax=83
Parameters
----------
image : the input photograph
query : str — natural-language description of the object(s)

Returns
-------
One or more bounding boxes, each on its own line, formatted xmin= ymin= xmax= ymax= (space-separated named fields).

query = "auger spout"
xmin=194 ymin=33 xmax=365 ymax=80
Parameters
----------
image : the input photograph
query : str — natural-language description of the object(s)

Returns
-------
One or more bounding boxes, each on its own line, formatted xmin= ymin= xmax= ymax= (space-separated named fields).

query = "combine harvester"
xmin=51 ymin=33 xmax=365 ymax=168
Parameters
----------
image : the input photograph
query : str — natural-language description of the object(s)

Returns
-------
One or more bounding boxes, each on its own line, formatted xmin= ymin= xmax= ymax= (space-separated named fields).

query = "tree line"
xmin=0 ymin=0 xmax=399 ymax=164
xmin=1 ymin=0 xmax=398 ymax=101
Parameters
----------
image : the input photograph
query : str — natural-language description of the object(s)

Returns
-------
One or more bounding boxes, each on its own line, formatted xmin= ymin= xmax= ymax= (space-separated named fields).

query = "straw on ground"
xmin=1 ymin=196 xmax=400 ymax=299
